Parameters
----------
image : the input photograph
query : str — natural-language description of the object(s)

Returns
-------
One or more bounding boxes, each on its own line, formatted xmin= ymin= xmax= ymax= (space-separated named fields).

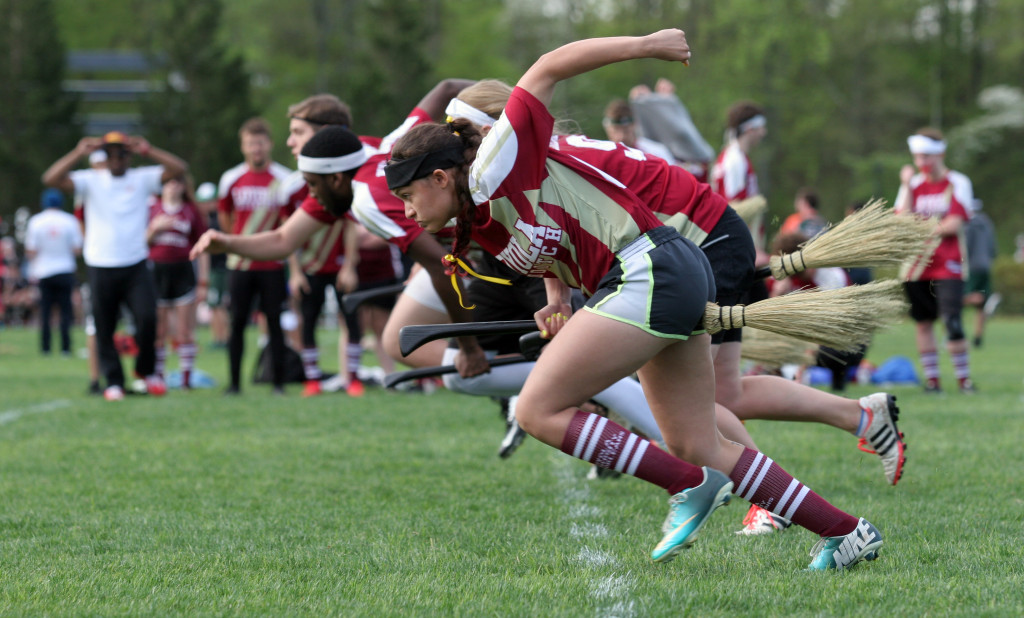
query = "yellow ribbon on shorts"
xmin=443 ymin=253 xmax=512 ymax=310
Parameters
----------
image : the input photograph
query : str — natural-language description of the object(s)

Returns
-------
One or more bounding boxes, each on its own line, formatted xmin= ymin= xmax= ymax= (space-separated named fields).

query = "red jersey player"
xmin=895 ymin=127 xmax=975 ymax=393
xmin=217 ymin=118 xmax=294 ymax=394
xmin=385 ymin=29 xmax=883 ymax=571
xmin=147 ymin=174 xmax=208 ymax=387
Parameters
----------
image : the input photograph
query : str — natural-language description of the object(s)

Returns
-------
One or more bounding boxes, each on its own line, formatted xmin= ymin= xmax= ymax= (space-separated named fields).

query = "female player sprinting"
xmin=385 ymin=29 xmax=882 ymax=569
xmin=444 ymin=81 xmax=905 ymax=535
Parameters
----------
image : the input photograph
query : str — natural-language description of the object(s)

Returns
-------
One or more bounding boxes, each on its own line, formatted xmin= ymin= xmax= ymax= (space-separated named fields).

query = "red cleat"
xmin=302 ymin=379 xmax=322 ymax=397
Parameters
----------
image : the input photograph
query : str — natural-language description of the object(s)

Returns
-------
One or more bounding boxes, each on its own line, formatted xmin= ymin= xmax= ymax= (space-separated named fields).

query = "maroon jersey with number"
xmin=898 ymin=171 xmax=972 ymax=281
xmin=468 ymin=88 xmax=664 ymax=296
xmin=551 ymin=135 xmax=727 ymax=246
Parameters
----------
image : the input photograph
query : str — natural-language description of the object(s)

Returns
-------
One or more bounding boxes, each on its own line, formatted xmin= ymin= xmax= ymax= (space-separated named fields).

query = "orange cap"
xmin=102 ymin=131 xmax=129 ymax=145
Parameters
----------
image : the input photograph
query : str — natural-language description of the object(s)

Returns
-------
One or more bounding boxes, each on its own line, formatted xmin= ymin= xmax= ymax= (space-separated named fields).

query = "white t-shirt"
xmin=70 ymin=166 xmax=164 ymax=267
xmin=24 ymin=208 xmax=83 ymax=279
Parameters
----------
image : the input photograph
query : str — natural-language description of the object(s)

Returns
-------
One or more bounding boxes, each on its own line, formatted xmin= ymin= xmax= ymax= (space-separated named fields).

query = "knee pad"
xmin=944 ymin=313 xmax=965 ymax=341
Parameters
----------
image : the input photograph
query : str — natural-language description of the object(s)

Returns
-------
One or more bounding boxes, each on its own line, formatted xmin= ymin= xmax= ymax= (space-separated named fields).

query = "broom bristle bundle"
xmin=705 ymin=279 xmax=907 ymax=352
xmin=729 ymin=195 xmax=768 ymax=226
xmin=768 ymin=198 xmax=937 ymax=279
xmin=740 ymin=328 xmax=818 ymax=367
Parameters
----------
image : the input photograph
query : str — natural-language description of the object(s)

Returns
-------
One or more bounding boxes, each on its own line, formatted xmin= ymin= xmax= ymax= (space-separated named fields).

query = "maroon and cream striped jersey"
xmin=550 ymin=135 xmax=728 ymax=246
xmin=468 ymin=87 xmax=665 ymax=296
xmin=217 ymin=161 xmax=294 ymax=271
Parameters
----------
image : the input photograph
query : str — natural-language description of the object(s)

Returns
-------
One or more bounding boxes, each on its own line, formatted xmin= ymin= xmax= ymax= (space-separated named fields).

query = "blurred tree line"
xmin=2 ymin=0 xmax=1022 ymax=255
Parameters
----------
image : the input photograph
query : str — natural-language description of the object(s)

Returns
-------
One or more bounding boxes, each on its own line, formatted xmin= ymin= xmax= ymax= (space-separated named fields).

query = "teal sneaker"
xmin=650 ymin=467 xmax=733 ymax=563
xmin=807 ymin=518 xmax=883 ymax=570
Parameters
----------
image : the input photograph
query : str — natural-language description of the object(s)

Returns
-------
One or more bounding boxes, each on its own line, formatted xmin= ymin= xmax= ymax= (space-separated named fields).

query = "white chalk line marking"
xmin=551 ymin=454 xmax=637 ymax=618
xmin=0 ymin=399 xmax=72 ymax=425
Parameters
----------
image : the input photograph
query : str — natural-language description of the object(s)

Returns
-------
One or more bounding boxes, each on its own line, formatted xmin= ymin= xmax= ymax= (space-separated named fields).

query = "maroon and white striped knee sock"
xmin=560 ymin=410 xmax=704 ymax=494
xmin=178 ymin=343 xmax=196 ymax=386
xmin=952 ymin=351 xmax=970 ymax=380
xmin=920 ymin=350 xmax=940 ymax=381
xmin=729 ymin=448 xmax=858 ymax=537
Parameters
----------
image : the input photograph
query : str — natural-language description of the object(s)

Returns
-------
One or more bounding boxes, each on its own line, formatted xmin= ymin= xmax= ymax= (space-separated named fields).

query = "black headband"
xmin=384 ymin=147 xmax=464 ymax=190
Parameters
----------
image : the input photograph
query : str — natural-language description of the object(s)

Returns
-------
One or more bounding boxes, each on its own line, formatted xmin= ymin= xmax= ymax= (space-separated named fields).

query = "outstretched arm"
xmin=517 ymin=30 xmax=691 ymax=108
xmin=189 ymin=208 xmax=326 ymax=261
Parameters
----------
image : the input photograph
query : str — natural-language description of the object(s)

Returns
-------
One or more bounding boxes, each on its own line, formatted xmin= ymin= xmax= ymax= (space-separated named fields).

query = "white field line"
xmin=551 ymin=455 xmax=637 ymax=618
xmin=0 ymin=399 xmax=72 ymax=425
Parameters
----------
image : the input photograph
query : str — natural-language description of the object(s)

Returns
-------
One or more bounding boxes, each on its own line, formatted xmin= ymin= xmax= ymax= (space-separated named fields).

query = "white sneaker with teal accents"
xmin=807 ymin=518 xmax=883 ymax=570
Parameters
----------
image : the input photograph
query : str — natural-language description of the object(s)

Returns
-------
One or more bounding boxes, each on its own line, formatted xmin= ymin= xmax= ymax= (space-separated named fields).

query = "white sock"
xmin=590 ymin=378 xmax=663 ymax=442
xmin=441 ymin=348 xmax=535 ymax=397
xmin=439 ymin=347 xmax=663 ymax=442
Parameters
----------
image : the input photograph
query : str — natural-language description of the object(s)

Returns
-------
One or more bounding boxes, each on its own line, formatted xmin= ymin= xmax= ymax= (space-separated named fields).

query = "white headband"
xmin=297 ymin=149 xmax=368 ymax=175
xmin=907 ymin=134 xmax=946 ymax=155
xmin=445 ymin=98 xmax=498 ymax=127
xmin=737 ymin=114 xmax=766 ymax=134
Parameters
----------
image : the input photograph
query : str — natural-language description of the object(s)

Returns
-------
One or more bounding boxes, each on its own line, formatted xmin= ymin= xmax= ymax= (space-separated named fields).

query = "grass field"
xmin=1 ymin=315 xmax=1023 ymax=616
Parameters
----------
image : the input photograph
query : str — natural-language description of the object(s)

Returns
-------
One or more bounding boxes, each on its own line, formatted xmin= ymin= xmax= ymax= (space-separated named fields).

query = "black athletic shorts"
xmin=586 ymin=226 xmax=714 ymax=340
xmin=905 ymin=279 xmax=964 ymax=322
xmin=152 ymin=261 xmax=197 ymax=307
xmin=700 ymin=207 xmax=756 ymax=344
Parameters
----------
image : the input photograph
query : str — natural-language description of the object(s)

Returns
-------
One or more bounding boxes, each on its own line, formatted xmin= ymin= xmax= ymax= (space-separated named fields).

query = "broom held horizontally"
xmin=703 ymin=279 xmax=907 ymax=352
xmin=758 ymin=199 xmax=936 ymax=280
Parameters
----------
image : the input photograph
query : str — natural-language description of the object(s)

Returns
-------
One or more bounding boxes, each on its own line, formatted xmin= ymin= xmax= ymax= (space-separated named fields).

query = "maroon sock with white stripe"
xmin=951 ymin=351 xmax=970 ymax=380
xmin=920 ymin=350 xmax=940 ymax=381
xmin=178 ymin=343 xmax=196 ymax=389
xmin=729 ymin=448 xmax=858 ymax=537
xmin=178 ymin=343 xmax=196 ymax=374
xmin=560 ymin=410 xmax=704 ymax=494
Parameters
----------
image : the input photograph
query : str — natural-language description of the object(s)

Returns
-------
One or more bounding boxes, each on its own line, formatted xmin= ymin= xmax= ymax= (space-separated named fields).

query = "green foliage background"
xmin=3 ymin=0 xmax=1023 ymax=255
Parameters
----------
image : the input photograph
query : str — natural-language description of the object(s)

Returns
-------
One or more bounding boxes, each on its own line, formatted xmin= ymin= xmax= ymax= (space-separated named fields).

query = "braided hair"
xmin=389 ymin=118 xmax=483 ymax=269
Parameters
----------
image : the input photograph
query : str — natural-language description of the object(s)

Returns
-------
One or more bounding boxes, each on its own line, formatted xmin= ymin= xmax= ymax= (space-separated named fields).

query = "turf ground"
xmin=1 ymin=316 xmax=1022 ymax=616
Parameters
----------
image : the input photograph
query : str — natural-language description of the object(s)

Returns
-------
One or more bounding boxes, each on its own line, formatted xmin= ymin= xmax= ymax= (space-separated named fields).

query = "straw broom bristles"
xmin=740 ymin=328 xmax=818 ymax=368
xmin=766 ymin=198 xmax=937 ymax=279
xmin=704 ymin=279 xmax=907 ymax=352
xmin=729 ymin=195 xmax=768 ymax=226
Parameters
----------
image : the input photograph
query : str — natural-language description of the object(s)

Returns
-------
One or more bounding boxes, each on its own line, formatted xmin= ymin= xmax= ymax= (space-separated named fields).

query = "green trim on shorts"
xmin=591 ymin=246 xmax=658 ymax=328
xmin=582 ymin=305 xmax=692 ymax=340
xmin=644 ymin=253 xmax=655 ymax=326
xmin=588 ymin=237 xmax=708 ymax=340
